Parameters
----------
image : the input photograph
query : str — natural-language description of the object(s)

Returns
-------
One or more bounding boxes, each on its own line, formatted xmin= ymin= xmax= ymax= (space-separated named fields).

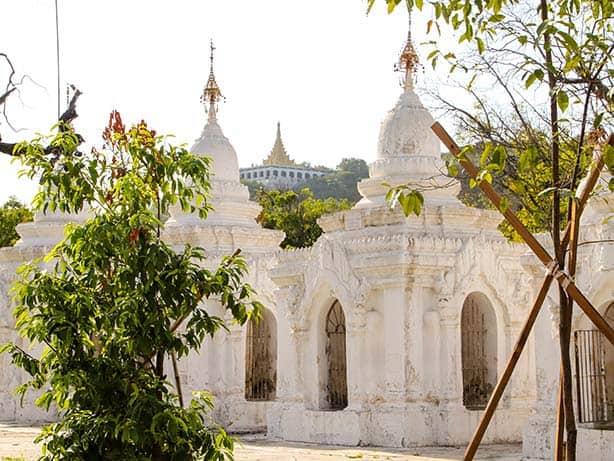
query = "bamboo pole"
xmin=171 ymin=351 xmax=184 ymax=408
xmin=555 ymin=366 xmax=565 ymax=461
xmin=556 ymin=187 xmax=582 ymax=459
xmin=463 ymin=275 xmax=553 ymax=459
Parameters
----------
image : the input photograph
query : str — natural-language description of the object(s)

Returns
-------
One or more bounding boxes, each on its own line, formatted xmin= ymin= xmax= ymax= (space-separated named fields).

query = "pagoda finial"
xmin=201 ymin=39 xmax=224 ymax=121
xmin=396 ymin=9 xmax=419 ymax=90
xmin=263 ymin=121 xmax=295 ymax=166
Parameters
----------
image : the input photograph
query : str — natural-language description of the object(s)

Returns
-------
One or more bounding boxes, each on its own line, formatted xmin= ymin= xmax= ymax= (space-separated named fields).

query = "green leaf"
xmin=491 ymin=145 xmax=506 ymax=172
xmin=398 ymin=193 xmax=414 ymax=216
xmin=446 ymin=161 xmax=459 ymax=177
xmin=499 ymin=197 xmax=510 ymax=213
xmin=476 ymin=37 xmax=485 ymax=55
xmin=519 ymin=146 xmax=538 ymax=172
xmin=525 ymin=69 xmax=544 ymax=89
xmin=480 ymin=143 xmax=493 ymax=167
xmin=387 ymin=0 xmax=400 ymax=13
xmin=562 ymin=55 xmax=581 ymax=73
xmin=557 ymin=90 xmax=569 ymax=112
xmin=427 ymin=50 xmax=439 ymax=60
xmin=489 ymin=14 xmax=505 ymax=23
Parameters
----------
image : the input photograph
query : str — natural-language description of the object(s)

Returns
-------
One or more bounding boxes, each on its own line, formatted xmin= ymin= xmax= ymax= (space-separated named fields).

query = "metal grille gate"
xmin=574 ymin=303 xmax=614 ymax=427
xmin=461 ymin=297 xmax=491 ymax=410
xmin=326 ymin=301 xmax=348 ymax=410
xmin=245 ymin=316 xmax=275 ymax=401
xmin=574 ymin=330 xmax=608 ymax=423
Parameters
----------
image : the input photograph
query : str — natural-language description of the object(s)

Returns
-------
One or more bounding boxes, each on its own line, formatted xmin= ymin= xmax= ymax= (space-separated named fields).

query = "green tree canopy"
xmin=0 ymin=196 xmax=33 ymax=247
xmin=256 ymin=188 xmax=351 ymax=248
xmin=1 ymin=112 xmax=261 ymax=460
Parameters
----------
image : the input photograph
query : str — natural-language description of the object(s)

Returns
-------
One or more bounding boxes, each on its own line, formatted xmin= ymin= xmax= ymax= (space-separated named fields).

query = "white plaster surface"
xmin=0 ymin=80 xmax=612 ymax=461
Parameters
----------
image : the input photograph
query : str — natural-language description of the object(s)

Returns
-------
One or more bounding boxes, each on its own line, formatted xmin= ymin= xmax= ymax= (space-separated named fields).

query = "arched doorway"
xmin=461 ymin=292 xmax=498 ymax=410
xmin=245 ymin=309 xmax=277 ymax=401
xmin=325 ymin=300 xmax=348 ymax=410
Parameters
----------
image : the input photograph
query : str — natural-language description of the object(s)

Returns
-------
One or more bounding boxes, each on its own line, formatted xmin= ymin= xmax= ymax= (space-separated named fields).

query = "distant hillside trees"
xmin=299 ymin=157 xmax=368 ymax=202
xmin=256 ymin=188 xmax=351 ymax=248
xmin=242 ymin=157 xmax=369 ymax=204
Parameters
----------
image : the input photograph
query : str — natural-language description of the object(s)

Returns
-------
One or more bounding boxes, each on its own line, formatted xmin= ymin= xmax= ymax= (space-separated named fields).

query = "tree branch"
xmin=0 ymin=87 xmax=82 ymax=156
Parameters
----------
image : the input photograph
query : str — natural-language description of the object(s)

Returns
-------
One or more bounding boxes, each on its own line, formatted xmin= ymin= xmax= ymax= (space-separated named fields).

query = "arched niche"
xmin=461 ymin=291 xmax=497 ymax=410
xmin=323 ymin=300 xmax=348 ymax=410
xmin=245 ymin=309 xmax=277 ymax=401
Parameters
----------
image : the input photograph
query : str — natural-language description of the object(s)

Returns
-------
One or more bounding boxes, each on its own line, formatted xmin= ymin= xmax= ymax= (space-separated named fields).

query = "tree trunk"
xmin=539 ymin=0 xmax=577 ymax=457
xmin=559 ymin=288 xmax=577 ymax=461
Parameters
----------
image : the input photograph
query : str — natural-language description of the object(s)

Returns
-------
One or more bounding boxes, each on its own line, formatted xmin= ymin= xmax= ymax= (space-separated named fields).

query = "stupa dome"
xmin=355 ymin=20 xmax=460 ymax=208
xmin=376 ymin=88 xmax=440 ymax=161
xmin=367 ymin=87 xmax=445 ymax=181
xmin=191 ymin=120 xmax=240 ymax=182
xmin=167 ymin=41 xmax=259 ymax=227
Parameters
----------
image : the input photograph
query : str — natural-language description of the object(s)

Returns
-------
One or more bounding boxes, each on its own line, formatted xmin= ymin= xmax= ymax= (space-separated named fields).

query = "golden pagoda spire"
xmin=200 ymin=40 xmax=224 ymax=121
xmin=263 ymin=122 xmax=296 ymax=166
xmin=396 ymin=9 xmax=419 ymax=90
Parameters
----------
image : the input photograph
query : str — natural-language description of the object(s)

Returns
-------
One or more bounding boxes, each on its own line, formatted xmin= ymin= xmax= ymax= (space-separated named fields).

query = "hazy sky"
xmin=1 ymin=0 xmax=455 ymax=204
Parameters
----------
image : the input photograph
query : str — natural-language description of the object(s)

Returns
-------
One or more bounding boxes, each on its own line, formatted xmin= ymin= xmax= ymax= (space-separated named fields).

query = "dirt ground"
xmin=0 ymin=424 xmax=522 ymax=460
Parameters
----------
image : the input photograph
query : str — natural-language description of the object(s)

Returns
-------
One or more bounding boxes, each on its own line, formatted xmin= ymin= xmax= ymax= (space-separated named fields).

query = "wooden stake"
xmin=555 ymin=366 xmax=565 ymax=461
xmin=463 ymin=275 xmax=553 ymax=460
xmin=171 ymin=351 xmax=184 ymax=408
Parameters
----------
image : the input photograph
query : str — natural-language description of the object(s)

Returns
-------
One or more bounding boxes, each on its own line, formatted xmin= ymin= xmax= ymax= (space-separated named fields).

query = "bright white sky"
xmin=0 ymin=0 xmax=458 ymax=204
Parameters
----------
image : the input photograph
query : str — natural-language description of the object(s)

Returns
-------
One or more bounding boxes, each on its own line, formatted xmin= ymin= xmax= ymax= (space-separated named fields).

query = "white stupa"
xmin=165 ymin=43 xmax=282 ymax=253
xmin=167 ymin=42 xmax=260 ymax=228
xmin=355 ymin=20 xmax=460 ymax=209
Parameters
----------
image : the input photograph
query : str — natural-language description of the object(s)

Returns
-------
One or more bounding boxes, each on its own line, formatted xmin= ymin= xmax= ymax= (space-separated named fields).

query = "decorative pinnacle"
xmin=396 ymin=10 xmax=419 ymax=90
xmin=201 ymin=40 xmax=224 ymax=120
xmin=263 ymin=122 xmax=295 ymax=166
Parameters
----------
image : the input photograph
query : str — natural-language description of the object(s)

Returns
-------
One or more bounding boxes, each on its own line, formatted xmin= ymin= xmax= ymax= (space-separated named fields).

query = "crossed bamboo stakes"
xmin=430 ymin=123 xmax=614 ymax=460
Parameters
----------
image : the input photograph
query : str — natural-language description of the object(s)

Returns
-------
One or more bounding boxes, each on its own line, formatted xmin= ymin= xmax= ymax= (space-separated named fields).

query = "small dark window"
xmin=245 ymin=310 xmax=277 ymax=401
xmin=325 ymin=301 xmax=348 ymax=410
xmin=461 ymin=293 xmax=497 ymax=410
